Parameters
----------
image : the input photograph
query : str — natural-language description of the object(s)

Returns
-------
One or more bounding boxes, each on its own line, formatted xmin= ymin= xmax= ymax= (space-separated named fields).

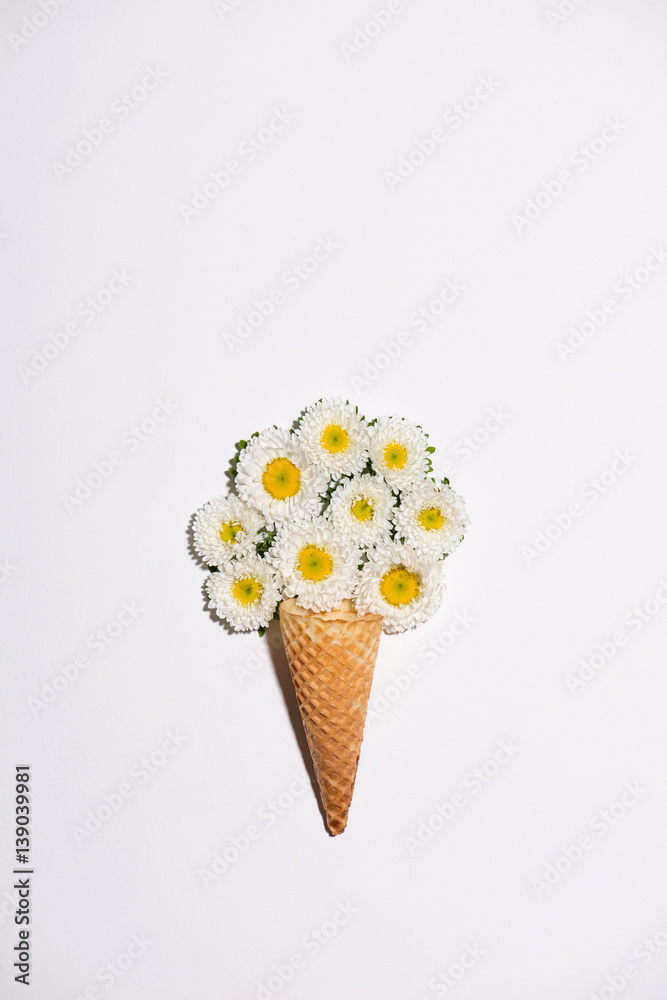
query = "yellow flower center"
xmin=380 ymin=565 xmax=420 ymax=606
xmin=262 ymin=457 xmax=301 ymax=500
xmin=297 ymin=545 xmax=334 ymax=582
xmin=232 ymin=577 xmax=263 ymax=606
xmin=219 ymin=520 xmax=243 ymax=544
xmin=383 ymin=441 xmax=408 ymax=470
xmin=417 ymin=506 xmax=445 ymax=531
xmin=321 ymin=424 xmax=349 ymax=454
xmin=350 ymin=497 xmax=374 ymax=521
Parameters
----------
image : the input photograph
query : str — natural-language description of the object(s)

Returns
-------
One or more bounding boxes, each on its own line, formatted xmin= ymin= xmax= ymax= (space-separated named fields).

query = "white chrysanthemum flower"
xmin=270 ymin=519 xmax=361 ymax=613
xmin=355 ymin=541 xmax=446 ymax=633
xmin=326 ymin=473 xmax=396 ymax=548
xmin=297 ymin=398 xmax=370 ymax=477
xmin=394 ymin=482 xmax=469 ymax=559
xmin=368 ymin=416 xmax=430 ymax=490
xmin=193 ymin=495 xmax=266 ymax=567
xmin=205 ymin=555 xmax=281 ymax=631
xmin=236 ymin=427 xmax=328 ymax=524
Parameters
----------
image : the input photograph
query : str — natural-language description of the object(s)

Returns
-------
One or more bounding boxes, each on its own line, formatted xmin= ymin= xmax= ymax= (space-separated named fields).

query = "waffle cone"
xmin=279 ymin=598 xmax=383 ymax=835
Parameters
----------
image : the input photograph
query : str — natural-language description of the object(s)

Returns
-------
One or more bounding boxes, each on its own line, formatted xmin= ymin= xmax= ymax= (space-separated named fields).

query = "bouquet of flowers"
xmin=192 ymin=399 xmax=469 ymax=833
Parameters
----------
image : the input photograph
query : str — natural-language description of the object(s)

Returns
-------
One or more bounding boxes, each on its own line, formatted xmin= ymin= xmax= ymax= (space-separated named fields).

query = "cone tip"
xmin=327 ymin=818 xmax=348 ymax=836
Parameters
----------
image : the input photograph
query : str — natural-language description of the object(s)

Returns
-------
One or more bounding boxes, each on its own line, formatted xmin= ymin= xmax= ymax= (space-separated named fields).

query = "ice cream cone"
xmin=279 ymin=598 xmax=383 ymax=835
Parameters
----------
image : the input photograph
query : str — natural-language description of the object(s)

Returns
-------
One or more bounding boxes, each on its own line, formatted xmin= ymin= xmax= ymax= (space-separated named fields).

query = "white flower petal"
xmin=354 ymin=541 xmax=446 ymax=633
xmin=326 ymin=473 xmax=396 ymax=548
xmin=296 ymin=398 xmax=370 ymax=477
xmin=394 ymin=482 xmax=469 ymax=558
xmin=206 ymin=554 xmax=281 ymax=631
xmin=236 ymin=427 xmax=327 ymax=524
xmin=193 ymin=495 xmax=266 ymax=567
xmin=270 ymin=519 xmax=361 ymax=613
xmin=368 ymin=416 xmax=430 ymax=489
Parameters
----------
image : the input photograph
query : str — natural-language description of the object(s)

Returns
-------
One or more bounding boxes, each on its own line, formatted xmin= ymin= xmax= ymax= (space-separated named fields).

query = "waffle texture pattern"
xmin=279 ymin=599 xmax=382 ymax=834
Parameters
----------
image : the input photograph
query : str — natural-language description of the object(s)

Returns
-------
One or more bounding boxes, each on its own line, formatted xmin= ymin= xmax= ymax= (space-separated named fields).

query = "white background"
xmin=2 ymin=0 xmax=667 ymax=997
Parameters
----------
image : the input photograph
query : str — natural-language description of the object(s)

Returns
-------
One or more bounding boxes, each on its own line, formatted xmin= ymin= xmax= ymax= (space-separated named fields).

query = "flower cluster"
xmin=192 ymin=399 xmax=468 ymax=634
